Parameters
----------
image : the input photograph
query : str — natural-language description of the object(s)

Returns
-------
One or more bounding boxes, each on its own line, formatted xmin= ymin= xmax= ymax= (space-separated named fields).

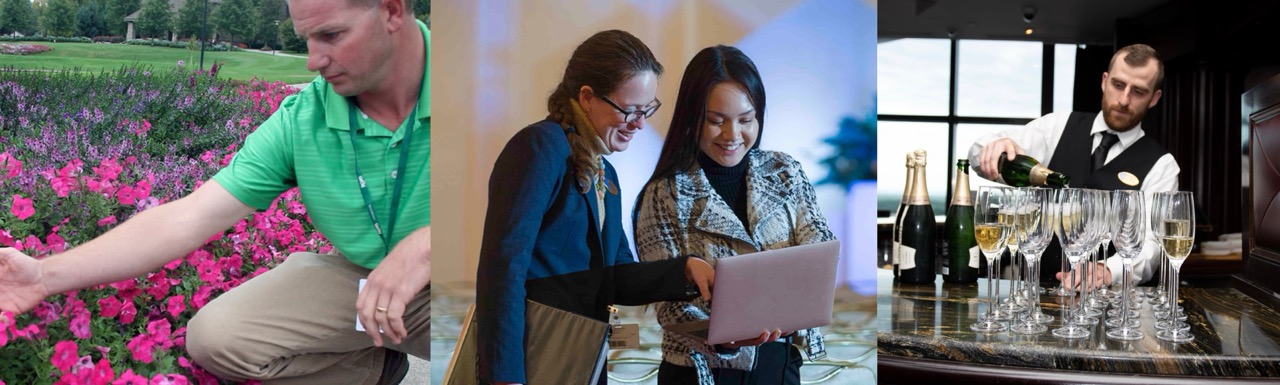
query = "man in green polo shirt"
xmin=0 ymin=0 xmax=429 ymax=383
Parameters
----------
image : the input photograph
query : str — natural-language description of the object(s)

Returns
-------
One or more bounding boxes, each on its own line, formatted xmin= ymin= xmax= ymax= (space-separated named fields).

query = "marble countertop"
xmin=876 ymin=269 xmax=1280 ymax=378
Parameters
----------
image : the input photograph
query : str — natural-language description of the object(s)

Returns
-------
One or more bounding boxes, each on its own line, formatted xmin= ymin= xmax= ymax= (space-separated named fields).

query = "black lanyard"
xmin=348 ymin=99 xmax=417 ymax=256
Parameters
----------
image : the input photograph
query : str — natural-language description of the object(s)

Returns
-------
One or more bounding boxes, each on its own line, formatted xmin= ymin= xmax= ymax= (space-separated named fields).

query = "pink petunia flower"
xmin=97 ymin=216 xmax=118 ymax=227
xmin=112 ymin=280 xmax=142 ymax=301
xmin=119 ymin=300 xmax=137 ymax=325
xmin=69 ymin=312 xmax=91 ymax=339
xmin=116 ymin=186 xmax=137 ymax=206
xmin=84 ymin=177 xmax=111 ymax=195
xmin=149 ymin=374 xmax=189 ymax=385
xmin=51 ymin=340 xmax=78 ymax=373
xmin=147 ymin=318 xmax=174 ymax=350
xmin=113 ymin=369 xmax=148 ymax=385
xmin=134 ymin=178 xmax=152 ymax=199
xmin=10 ymin=194 xmax=33 ymax=220
xmin=18 ymin=235 xmax=45 ymax=254
xmin=33 ymin=301 xmax=59 ymax=323
xmin=126 ymin=333 xmax=156 ymax=363
xmin=165 ymin=296 xmax=186 ymax=319
xmin=134 ymin=119 xmax=152 ymax=136
xmin=0 ymin=312 xmax=10 ymax=347
xmin=171 ymin=327 xmax=186 ymax=348
xmin=93 ymin=158 xmax=122 ymax=182
xmin=45 ymin=232 xmax=66 ymax=253
xmin=98 ymin=296 xmax=122 ymax=318
xmin=190 ymin=286 xmax=214 ymax=310
xmin=0 ymin=152 xmax=21 ymax=179
xmin=196 ymin=260 xmax=222 ymax=284
xmin=90 ymin=358 xmax=114 ymax=384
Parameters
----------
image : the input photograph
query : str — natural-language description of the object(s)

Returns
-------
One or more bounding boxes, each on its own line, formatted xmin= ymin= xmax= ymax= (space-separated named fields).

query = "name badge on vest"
xmin=1117 ymin=171 xmax=1140 ymax=187
xmin=608 ymin=306 xmax=640 ymax=349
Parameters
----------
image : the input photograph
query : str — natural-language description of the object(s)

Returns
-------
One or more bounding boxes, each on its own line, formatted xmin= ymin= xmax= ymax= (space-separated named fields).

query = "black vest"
xmin=1034 ymin=112 xmax=1170 ymax=282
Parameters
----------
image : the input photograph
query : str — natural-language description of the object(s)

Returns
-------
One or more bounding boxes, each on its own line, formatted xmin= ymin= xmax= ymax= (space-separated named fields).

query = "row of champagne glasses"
xmin=970 ymin=186 xmax=1196 ymax=343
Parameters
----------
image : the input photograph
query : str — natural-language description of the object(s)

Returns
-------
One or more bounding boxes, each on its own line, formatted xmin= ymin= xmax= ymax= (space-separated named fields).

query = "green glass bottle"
xmin=944 ymin=160 xmax=978 ymax=284
xmin=892 ymin=153 xmax=915 ymax=279
xmin=998 ymin=152 xmax=1071 ymax=187
xmin=898 ymin=150 xmax=936 ymax=284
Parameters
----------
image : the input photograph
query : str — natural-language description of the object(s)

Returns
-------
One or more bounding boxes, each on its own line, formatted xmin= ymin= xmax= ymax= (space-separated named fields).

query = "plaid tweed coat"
xmin=634 ymin=149 xmax=835 ymax=383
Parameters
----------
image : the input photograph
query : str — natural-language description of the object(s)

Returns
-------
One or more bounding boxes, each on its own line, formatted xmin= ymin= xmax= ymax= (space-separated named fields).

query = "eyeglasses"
xmin=596 ymin=93 xmax=661 ymax=123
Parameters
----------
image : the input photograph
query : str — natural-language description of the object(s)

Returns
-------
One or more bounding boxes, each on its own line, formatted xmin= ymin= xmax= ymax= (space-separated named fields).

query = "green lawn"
xmin=0 ymin=42 xmax=316 ymax=84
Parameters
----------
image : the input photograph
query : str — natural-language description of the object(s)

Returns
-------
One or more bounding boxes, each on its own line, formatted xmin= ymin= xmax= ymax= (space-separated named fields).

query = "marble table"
xmin=876 ymin=269 xmax=1280 ymax=384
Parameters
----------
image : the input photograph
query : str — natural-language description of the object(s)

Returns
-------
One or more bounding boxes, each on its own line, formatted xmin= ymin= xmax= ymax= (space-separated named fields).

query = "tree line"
xmin=1 ymin=0 xmax=429 ymax=52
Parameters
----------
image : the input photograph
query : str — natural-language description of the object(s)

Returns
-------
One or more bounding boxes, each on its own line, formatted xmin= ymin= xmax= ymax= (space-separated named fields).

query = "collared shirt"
xmin=968 ymin=111 xmax=1180 ymax=286
xmin=212 ymin=20 xmax=431 ymax=269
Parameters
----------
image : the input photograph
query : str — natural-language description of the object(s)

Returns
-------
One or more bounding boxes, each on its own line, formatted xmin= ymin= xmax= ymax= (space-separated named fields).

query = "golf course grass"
xmin=0 ymin=42 xmax=316 ymax=83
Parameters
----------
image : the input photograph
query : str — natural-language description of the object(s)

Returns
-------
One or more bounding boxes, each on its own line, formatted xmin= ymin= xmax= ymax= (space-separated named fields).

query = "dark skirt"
xmin=657 ymin=341 xmax=802 ymax=385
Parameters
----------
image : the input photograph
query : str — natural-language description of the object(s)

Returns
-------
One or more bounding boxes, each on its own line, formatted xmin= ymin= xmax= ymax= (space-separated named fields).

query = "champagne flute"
xmin=1092 ymin=191 xmax=1117 ymax=305
xmin=999 ymin=191 xmax=1027 ymax=317
xmin=1053 ymin=188 xmax=1095 ymax=339
xmin=1011 ymin=187 xmax=1055 ymax=334
xmin=971 ymin=186 xmax=1011 ymax=333
xmin=1106 ymin=190 xmax=1145 ymax=341
xmin=1148 ymin=192 xmax=1170 ymax=304
xmin=1156 ymin=191 xmax=1196 ymax=343
xmin=1150 ymin=192 xmax=1188 ymax=332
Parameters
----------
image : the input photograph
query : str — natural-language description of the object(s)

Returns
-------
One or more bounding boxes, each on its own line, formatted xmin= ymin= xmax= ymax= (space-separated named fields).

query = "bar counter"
xmin=876 ymin=269 xmax=1280 ymax=384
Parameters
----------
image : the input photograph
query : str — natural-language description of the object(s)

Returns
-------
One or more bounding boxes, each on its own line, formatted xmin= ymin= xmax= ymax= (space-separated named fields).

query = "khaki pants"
xmin=186 ymin=252 xmax=429 ymax=384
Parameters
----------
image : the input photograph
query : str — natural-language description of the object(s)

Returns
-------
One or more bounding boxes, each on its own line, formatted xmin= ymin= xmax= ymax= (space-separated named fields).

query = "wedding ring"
xmin=376 ymin=306 xmax=388 ymax=313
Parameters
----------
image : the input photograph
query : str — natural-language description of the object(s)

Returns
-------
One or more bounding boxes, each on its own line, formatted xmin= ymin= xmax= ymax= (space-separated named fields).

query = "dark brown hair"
xmin=547 ymin=30 xmax=664 ymax=192
xmin=1110 ymin=44 xmax=1164 ymax=90
xmin=645 ymin=45 xmax=765 ymax=185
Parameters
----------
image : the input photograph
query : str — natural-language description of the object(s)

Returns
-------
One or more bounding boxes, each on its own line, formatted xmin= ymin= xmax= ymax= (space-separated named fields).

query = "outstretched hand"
xmin=1055 ymin=262 xmax=1112 ymax=292
xmin=722 ymin=329 xmax=783 ymax=349
xmin=0 ymin=247 xmax=49 ymax=315
xmin=684 ymin=257 xmax=714 ymax=301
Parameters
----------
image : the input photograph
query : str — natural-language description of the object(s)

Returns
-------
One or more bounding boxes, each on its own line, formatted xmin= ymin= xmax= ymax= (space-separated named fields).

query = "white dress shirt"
xmin=968 ymin=112 xmax=1181 ymax=286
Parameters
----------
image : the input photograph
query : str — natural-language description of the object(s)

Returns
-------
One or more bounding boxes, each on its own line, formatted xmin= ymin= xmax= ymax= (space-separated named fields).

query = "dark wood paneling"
xmin=1241 ymin=78 xmax=1280 ymax=299
xmin=1144 ymin=60 xmax=1246 ymax=240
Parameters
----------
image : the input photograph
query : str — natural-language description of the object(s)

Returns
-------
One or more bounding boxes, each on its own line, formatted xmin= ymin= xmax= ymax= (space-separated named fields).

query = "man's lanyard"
xmin=348 ymin=99 xmax=417 ymax=256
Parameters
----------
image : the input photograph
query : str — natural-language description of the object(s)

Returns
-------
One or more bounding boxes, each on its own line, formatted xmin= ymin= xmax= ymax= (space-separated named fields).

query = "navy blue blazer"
xmin=475 ymin=120 xmax=694 ymax=384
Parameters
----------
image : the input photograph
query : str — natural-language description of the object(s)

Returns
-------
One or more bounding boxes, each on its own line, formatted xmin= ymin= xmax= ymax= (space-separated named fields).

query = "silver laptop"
xmin=664 ymin=240 xmax=840 ymax=345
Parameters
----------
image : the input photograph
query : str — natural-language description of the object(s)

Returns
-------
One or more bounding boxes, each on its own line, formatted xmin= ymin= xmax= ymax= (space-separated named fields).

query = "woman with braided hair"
xmin=474 ymin=29 xmax=715 ymax=385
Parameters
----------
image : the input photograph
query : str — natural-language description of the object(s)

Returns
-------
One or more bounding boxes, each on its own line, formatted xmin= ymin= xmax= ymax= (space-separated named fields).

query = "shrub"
xmin=91 ymin=36 xmax=125 ymax=44
xmin=124 ymin=38 xmax=239 ymax=52
xmin=0 ymin=35 xmax=91 ymax=43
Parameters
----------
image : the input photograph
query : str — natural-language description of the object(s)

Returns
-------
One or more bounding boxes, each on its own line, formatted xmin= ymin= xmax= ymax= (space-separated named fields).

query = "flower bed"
xmin=0 ymin=64 xmax=324 ymax=384
xmin=0 ymin=44 xmax=53 ymax=56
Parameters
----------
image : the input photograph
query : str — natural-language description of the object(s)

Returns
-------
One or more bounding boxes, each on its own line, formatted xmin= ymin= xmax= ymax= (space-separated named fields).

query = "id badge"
xmin=609 ymin=324 xmax=640 ymax=349
xmin=607 ymin=306 xmax=639 ymax=349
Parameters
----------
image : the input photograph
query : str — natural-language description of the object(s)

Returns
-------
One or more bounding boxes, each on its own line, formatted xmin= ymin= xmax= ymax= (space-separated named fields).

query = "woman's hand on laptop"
xmin=684 ymin=256 xmax=715 ymax=301
xmin=721 ymin=328 xmax=783 ymax=349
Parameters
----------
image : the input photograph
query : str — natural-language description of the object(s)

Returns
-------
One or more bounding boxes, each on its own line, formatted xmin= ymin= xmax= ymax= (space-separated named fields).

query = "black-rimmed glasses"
xmin=596 ymin=93 xmax=661 ymax=123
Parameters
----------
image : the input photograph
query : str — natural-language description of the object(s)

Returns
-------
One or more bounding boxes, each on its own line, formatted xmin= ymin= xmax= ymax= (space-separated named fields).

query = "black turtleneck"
xmin=698 ymin=152 xmax=750 ymax=230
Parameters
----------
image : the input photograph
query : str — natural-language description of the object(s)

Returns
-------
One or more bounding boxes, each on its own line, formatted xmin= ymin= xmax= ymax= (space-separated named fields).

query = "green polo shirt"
xmin=213 ymin=21 xmax=431 ymax=269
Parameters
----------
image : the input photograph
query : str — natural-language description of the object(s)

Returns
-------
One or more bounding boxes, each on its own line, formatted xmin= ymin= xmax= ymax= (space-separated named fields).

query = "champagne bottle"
xmin=998 ymin=152 xmax=1071 ymax=187
xmin=892 ymin=153 xmax=915 ymax=278
xmin=898 ymin=150 xmax=936 ymax=284
xmin=944 ymin=160 xmax=979 ymax=284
